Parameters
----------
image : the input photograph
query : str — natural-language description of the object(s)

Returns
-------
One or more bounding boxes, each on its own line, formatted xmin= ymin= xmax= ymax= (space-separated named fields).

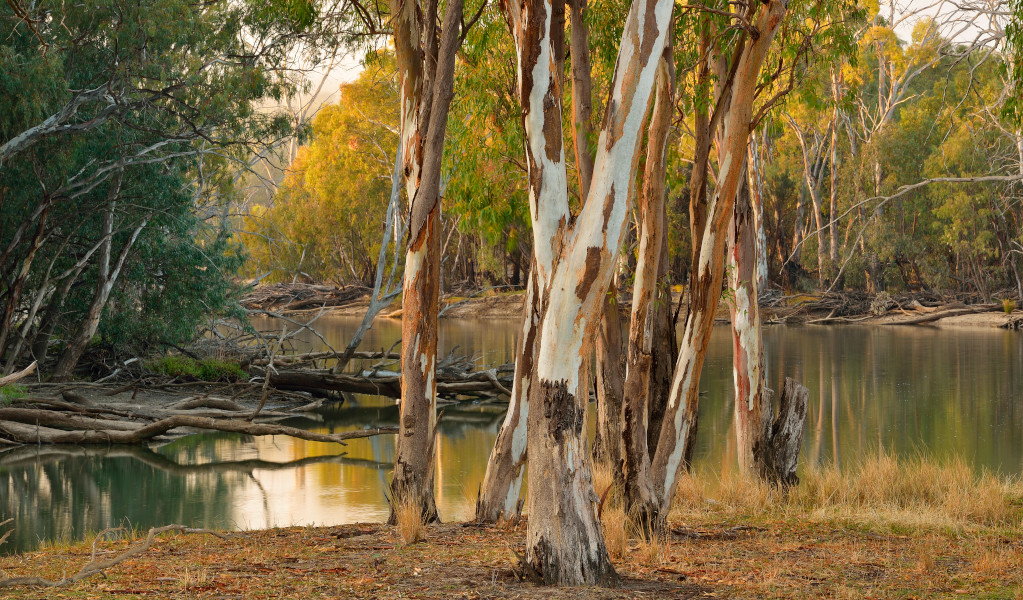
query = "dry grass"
xmin=3 ymin=515 xmax=1022 ymax=599
xmin=392 ymin=498 xmax=425 ymax=546
xmin=631 ymin=530 xmax=669 ymax=568
xmin=673 ymin=452 xmax=1023 ymax=533
xmin=600 ymin=505 xmax=627 ymax=560
xmin=2 ymin=455 xmax=1021 ymax=599
xmin=178 ymin=566 xmax=211 ymax=590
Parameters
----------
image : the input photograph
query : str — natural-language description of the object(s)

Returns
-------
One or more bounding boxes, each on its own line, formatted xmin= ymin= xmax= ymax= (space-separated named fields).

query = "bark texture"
xmin=641 ymin=0 xmax=791 ymax=520
xmin=475 ymin=272 xmax=536 ymax=522
xmin=753 ymin=377 xmax=809 ymax=487
xmin=504 ymin=0 xmax=674 ymax=583
xmin=621 ymin=51 xmax=673 ymax=520
xmin=390 ymin=0 xmax=465 ymax=524
xmin=728 ymin=175 xmax=770 ymax=473
xmin=593 ymin=288 xmax=625 ymax=469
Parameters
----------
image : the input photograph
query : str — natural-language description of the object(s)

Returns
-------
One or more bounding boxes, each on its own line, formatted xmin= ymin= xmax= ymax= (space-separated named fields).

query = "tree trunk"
xmin=643 ymin=0 xmax=791 ymax=520
xmin=508 ymin=0 xmax=674 ymax=582
xmin=754 ymin=377 xmax=809 ymax=486
xmin=593 ymin=287 xmax=625 ymax=468
xmin=0 ymin=204 xmax=50 ymax=361
xmin=622 ymin=52 xmax=673 ymax=519
xmin=390 ymin=0 xmax=465 ymax=524
xmin=475 ymin=271 xmax=535 ymax=522
xmin=54 ymin=180 xmax=147 ymax=380
xmin=829 ymin=74 xmax=841 ymax=268
xmin=646 ymin=214 xmax=675 ymax=456
xmin=747 ymin=132 xmax=770 ymax=291
xmin=476 ymin=0 xmax=581 ymax=524
xmin=30 ymin=269 xmax=80 ymax=362
xmin=728 ymin=173 xmax=771 ymax=473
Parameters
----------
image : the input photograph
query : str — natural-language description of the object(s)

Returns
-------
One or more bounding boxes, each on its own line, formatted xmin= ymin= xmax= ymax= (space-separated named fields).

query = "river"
xmin=1 ymin=317 xmax=1020 ymax=553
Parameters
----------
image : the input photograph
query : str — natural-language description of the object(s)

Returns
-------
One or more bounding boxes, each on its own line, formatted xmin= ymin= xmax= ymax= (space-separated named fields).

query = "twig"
xmin=250 ymin=325 xmax=287 ymax=421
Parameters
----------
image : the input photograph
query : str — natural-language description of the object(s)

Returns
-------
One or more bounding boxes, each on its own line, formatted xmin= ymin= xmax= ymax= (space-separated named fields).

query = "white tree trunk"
xmin=510 ymin=0 xmax=674 ymax=583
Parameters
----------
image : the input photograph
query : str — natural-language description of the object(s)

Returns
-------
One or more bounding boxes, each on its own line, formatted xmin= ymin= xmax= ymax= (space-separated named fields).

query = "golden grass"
xmin=393 ymin=498 xmax=426 ymax=546
xmin=600 ymin=505 xmax=627 ymax=560
xmin=672 ymin=452 xmax=1023 ymax=533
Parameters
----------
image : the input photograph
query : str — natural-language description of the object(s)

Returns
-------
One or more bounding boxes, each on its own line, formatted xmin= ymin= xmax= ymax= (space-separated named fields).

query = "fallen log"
xmin=0 ymin=415 xmax=396 ymax=445
xmin=269 ymin=367 xmax=514 ymax=399
xmin=167 ymin=396 xmax=246 ymax=411
xmin=0 ymin=408 xmax=143 ymax=432
xmin=889 ymin=303 xmax=999 ymax=326
xmin=0 ymin=362 xmax=36 ymax=387
xmin=251 ymin=350 xmax=401 ymax=367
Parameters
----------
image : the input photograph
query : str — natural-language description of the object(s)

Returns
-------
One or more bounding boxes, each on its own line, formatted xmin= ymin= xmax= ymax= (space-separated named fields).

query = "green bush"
xmin=149 ymin=356 xmax=247 ymax=382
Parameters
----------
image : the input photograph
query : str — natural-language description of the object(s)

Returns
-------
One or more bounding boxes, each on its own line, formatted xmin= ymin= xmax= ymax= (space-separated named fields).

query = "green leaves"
xmin=1005 ymin=0 xmax=1023 ymax=125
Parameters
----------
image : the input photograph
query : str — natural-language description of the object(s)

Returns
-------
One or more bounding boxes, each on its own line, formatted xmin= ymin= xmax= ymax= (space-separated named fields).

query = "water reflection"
xmin=2 ymin=317 xmax=1020 ymax=553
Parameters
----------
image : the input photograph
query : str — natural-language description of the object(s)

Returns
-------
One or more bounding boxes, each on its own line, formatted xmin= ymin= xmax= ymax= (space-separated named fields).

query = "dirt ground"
xmin=1 ymin=517 xmax=1021 ymax=599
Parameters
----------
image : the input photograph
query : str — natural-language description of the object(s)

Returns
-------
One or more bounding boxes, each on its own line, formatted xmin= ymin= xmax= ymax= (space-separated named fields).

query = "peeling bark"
xmin=476 ymin=0 xmax=576 ymax=522
xmin=508 ymin=0 xmax=674 ymax=583
xmin=621 ymin=51 xmax=673 ymax=521
xmin=728 ymin=174 xmax=770 ymax=473
xmin=645 ymin=0 xmax=791 ymax=519
xmin=390 ymin=0 xmax=465 ymax=524
xmin=747 ymin=132 xmax=770 ymax=291
xmin=475 ymin=271 xmax=535 ymax=522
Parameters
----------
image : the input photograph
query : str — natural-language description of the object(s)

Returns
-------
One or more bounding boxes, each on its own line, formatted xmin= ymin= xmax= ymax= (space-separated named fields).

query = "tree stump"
xmin=754 ymin=377 xmax=809 ymax=487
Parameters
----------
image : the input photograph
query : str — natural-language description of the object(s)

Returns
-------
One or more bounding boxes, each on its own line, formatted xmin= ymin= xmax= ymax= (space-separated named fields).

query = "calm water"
xmin=1 ymin=317 xmax=1020 ymax=553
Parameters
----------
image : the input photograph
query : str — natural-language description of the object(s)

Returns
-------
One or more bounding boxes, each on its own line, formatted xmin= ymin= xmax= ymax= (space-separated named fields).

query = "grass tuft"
xmin=600 ymin=505 xmax=627 ymax=560
xmin=393 ymin=498 xmax=426 ymax=546
xmin=0 ymin=383 xmax=27 ymax=406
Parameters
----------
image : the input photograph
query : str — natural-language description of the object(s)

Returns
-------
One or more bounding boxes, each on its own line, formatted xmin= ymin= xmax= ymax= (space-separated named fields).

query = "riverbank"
xmin=3 ymin=455 xmax=1021 ymax=599
xmin=246 ymin=283 xmax=1022 ymax=330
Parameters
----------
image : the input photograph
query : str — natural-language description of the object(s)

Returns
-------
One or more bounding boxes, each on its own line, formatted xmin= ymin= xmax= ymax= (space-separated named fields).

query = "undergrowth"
xmin=147 ymin=355 xmax=247 ymax=382
xmin=0 ymin=383 xmax=27 ymax=405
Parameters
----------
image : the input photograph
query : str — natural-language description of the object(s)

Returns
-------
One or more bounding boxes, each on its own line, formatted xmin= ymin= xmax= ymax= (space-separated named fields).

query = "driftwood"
xmin=0 ymin=414 xmax=395 ymax=445
xmin=269 ymin=366 xmax=514 ymax=399
xmin=0 ymin=524 xmax=226 ymax=588
xmin=251 ymin=350 xmax=401 ymax=367
xmin=754 ymin=378 xmax=809 ymax=487
xmin=0 ymin=361 xmax=36 ymax=387
xmin=241 ymin=283 xmax=366 ymax=312
xmin=889 ymin=303 xmax=1000 ymax=325
xmin=167 ymin=396 xmax=246 ymax=411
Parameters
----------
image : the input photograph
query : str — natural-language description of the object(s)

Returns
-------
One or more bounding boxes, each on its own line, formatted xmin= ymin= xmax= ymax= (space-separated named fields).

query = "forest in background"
xmin=1 ymin=1 xmax=1021 ymax=381
xmin=240 ymin=0 xmax=1023 ymax=303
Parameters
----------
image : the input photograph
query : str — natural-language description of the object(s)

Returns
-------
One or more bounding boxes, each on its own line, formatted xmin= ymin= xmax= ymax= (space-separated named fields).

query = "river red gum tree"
xmin=621 ymin=0 xmax=792 ymax=522
xmin=497 ymin=0 xmax=674 ymax=582
xmin=390 ymin=0 xmax=465 ymax=523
